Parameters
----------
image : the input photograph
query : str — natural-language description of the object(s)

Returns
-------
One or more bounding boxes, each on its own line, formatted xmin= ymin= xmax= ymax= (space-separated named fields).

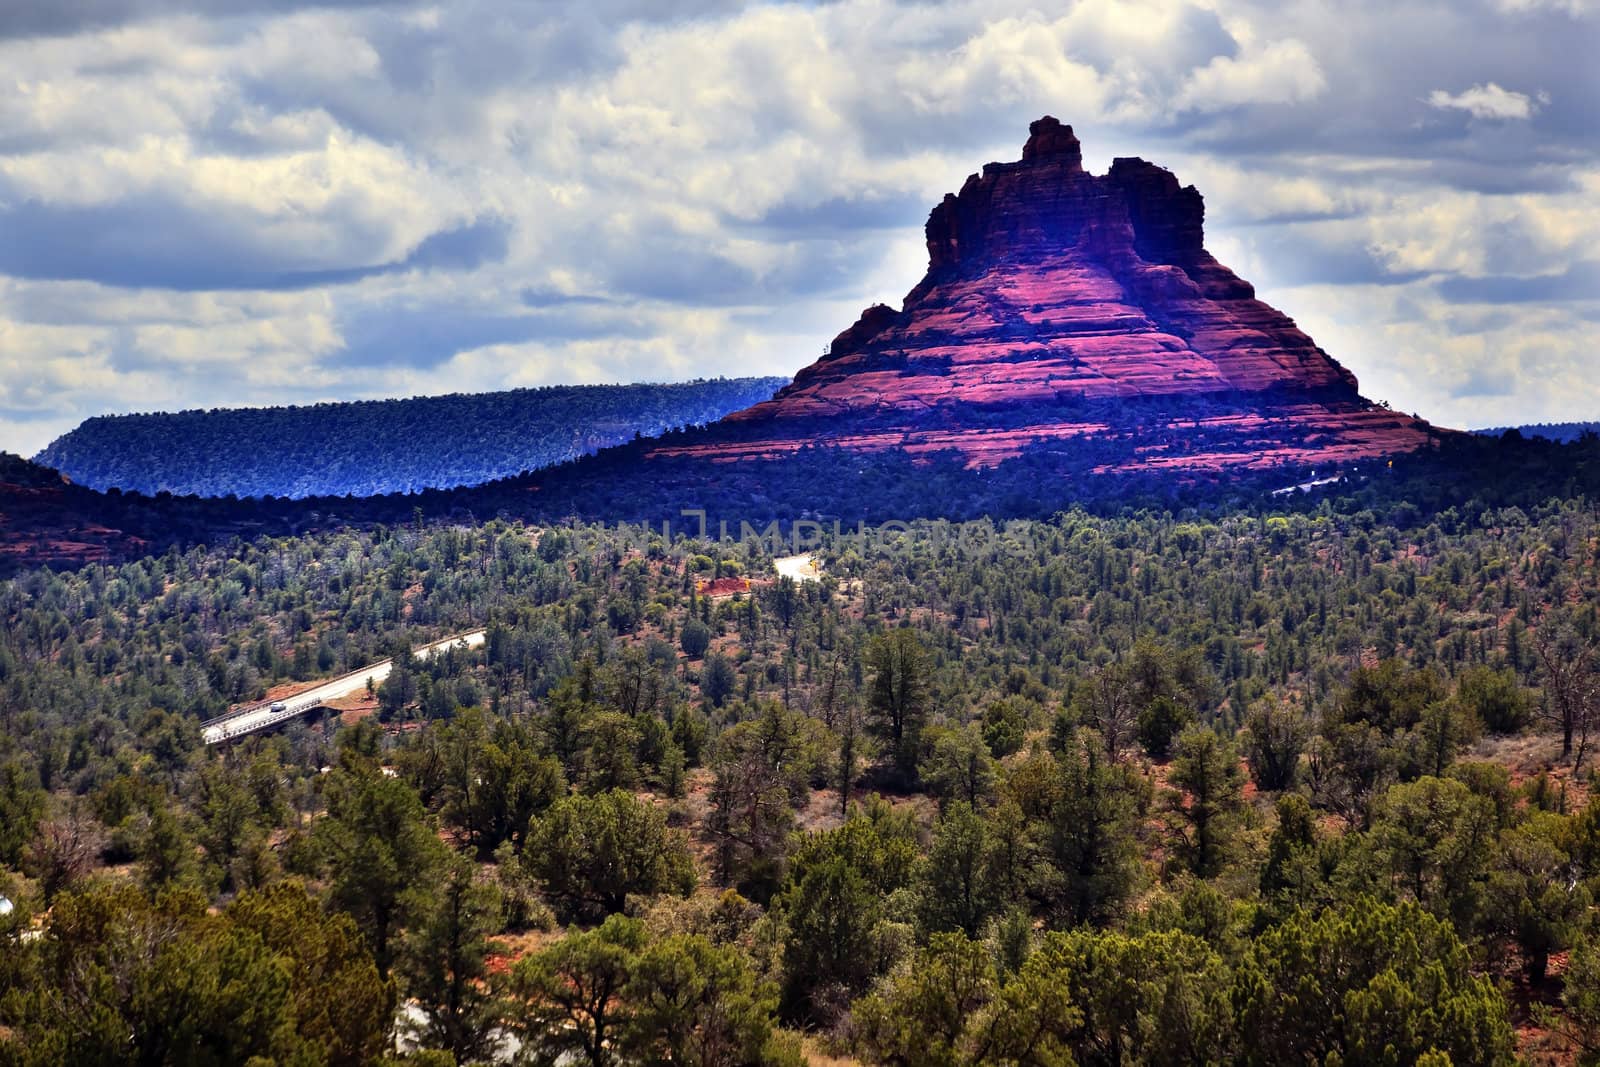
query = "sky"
xmin=0 ymin=0 xmax=1595 ymax=455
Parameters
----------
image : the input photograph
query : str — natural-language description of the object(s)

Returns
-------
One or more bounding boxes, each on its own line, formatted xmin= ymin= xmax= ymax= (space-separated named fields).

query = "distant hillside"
xmin=35 ymin=378 xmax=787 ymax=499
xmin=1473 ymin=421 xmax=1600 ymax=443
xmin=0 ymin=453 xmax=156 ymax=571
xmin=8 ymin=421 xmax=1600 ymax=577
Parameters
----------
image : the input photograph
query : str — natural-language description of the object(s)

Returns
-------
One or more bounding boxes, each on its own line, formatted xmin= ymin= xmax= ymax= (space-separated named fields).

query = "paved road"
xmin=774 ymin=553 xmax=821 ymax=582
xmin=202 ymin=629 xmax=486 ymax=744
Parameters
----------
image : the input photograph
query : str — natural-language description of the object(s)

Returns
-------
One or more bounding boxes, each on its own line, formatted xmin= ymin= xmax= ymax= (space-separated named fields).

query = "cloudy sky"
xmin=0 ymin=0 xmax=1594 ymax=454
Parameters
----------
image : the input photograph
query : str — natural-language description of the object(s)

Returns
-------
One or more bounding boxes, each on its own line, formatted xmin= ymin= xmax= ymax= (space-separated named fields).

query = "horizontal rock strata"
xmin=651 ymin=117 xmax=1440 ymax=475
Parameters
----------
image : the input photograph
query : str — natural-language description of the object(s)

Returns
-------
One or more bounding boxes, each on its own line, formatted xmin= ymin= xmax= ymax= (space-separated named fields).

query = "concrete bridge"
xmin=202 ymin=629 xmax=486 ymax=744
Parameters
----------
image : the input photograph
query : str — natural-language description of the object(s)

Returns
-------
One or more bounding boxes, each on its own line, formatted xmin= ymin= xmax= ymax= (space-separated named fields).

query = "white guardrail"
xmin=201 ymin=629 xmax=486 ymax=745
xmin=202 ymin=695 xmax=328 ymax=743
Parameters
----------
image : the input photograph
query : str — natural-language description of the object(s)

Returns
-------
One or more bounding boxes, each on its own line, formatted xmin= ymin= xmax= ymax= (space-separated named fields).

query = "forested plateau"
xmin=34 ymin=377 xmax=787 ymax=500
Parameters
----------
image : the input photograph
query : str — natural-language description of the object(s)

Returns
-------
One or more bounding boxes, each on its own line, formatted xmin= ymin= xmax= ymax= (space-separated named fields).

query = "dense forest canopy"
xmin=2 ymin=489 xmax=1600 ymax=1063
xmin=34 ymin=377 xmax=787 ymax=499
xmin=8 ymin=413 xmax=1600 ymax=579
xmin=1474 ymin=423 xmax=1600 ymax=444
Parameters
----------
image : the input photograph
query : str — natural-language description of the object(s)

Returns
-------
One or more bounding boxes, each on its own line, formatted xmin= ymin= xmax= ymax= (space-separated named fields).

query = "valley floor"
xmin=1 ymin=502 xmax=1598 ymax=1064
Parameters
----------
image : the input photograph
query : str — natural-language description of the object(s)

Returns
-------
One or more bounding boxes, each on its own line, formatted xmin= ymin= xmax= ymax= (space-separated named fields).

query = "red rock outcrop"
xmin=696 ymin=576 xmax=754 ymax=599
xmin=655 ymin=117 xmax=1442 ymax=475
xmin=0 ymin=457 xmax=152 ymax=573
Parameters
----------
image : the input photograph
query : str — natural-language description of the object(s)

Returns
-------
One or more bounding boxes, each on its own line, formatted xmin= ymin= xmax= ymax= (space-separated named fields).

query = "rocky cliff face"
xmin=655 ymin=117 xmax=1440 ymax=475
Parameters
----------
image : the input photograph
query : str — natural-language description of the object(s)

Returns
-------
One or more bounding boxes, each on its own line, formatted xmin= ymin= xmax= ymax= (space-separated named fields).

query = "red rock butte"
xmin=650 ymin=116 xmax=1443 ymax=475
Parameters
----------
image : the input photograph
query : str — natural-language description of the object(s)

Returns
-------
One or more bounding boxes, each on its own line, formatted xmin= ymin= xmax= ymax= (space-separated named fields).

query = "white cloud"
xmin=895 ymin=15 xmax=1111 ymax=119
xmin=1176 ymin=38 xmax=1327 ymax=111
xmin=1427 ymin=82 xmax=1544 ymax=120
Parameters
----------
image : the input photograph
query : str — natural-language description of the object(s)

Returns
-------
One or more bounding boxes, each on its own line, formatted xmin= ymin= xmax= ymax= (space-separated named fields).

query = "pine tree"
xmin=1168 ymin=726 xmax=1245 ymax=878
xmin=1040 ymin=732 xmax=1138 ymax=927
xmin=401 ymin=855 xmax=504 ymax=1063
xmin=866 ymin=628 xmax=929 ymax=784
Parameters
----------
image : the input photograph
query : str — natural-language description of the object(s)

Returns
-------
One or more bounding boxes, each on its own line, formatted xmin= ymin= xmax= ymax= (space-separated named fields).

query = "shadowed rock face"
xmin=661 ymin=117 xmax=1441 ymax=474
xmin=0 ymin=455 xmax=151 ymax=571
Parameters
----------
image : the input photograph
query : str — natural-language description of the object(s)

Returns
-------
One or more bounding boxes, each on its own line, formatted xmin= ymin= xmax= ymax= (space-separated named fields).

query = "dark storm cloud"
xmin=597 ymin=244 xmax=752 ymax=304
xmin=331 ymin=302 xmax=652 ymax=369
xmin=1437 ymin=261 xmax=1600 ymax=305
xmin=402 ymin=217 xmax=511 ymax=272
xmin=1451 ymin=362 xmax=1517 ymax=399
xmin=331 ymin=308 xmax=546 ymax=369
xmin=601 ymin=228 xmax=884 ymax=307
xmin=519 ymin=288 xmax=615 ymax=309
xmin=1243 ymin=229 xmax=1432 ymax=288
xmin=752 ymin=193 xmax=926 ymax=236
xmin=0 ymin=0 xmax=414 ymax=40
xmin=0 ymin=193 xmax=511 ymax=290
xmin=1420 ymin=161 xmax=1582 ymax=197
